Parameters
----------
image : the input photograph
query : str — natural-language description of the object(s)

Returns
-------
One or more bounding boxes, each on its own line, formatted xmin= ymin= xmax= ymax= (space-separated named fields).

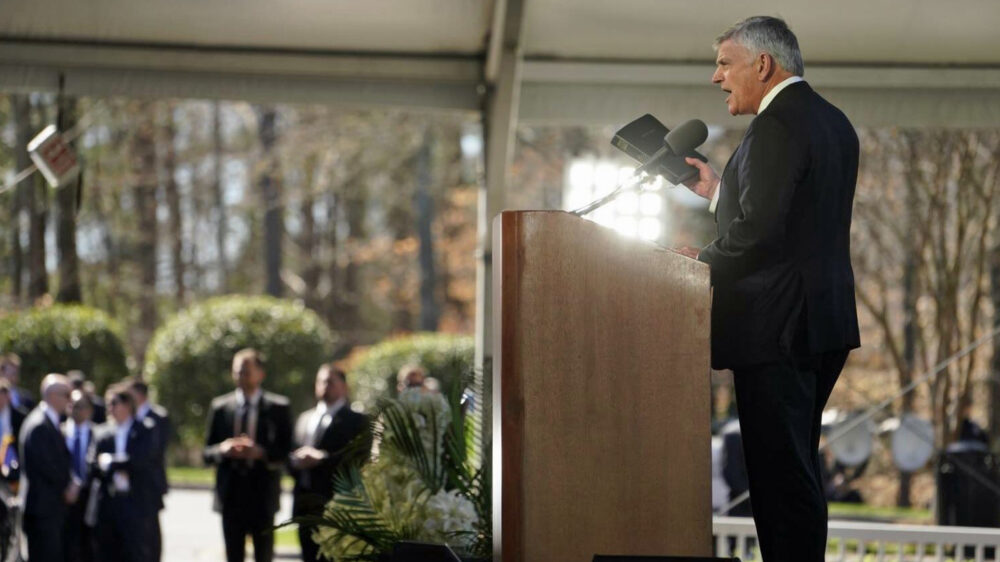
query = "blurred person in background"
xmin=0 ymin=379 xmax=27 ymax=482
xmin=68 ymin=370 xmax=106 ymax=425
xmin=204 ymin=348 xmax=292 ymax=562
xmin=64 ymin=389 xmax=96 ymax=562
xmin=1 ymin=353 xmax=35 ymax=411
xmin=88 ymin=384 xmax=157 ymax=562
xmin=396 ymin=364 xmax=426 ymax=393
xmin=289 ymin=364 xmax=369 ymax=562
xmin=19 ymin=373 xmax=76 ymax=562
xmin=126 ymin=377 xmax=171 ymax=561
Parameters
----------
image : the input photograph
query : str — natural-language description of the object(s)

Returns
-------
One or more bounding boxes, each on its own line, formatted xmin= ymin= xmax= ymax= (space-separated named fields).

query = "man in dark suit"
xmin=679 ymin=16 xmax=860 ymax=562
xmin=64 ymin=389 xmax=97 ymax=562
xmin=127 ymin=377 xmax=171 ymax=561
xmin=88 ymin=384 xmax=157 ymax=562
xmin=290 ymin=364 xmax=369 ymax=562
xmin=204 ymin=348 xmax=292 ymax=562
xmin=18 ymin=373 xmax=78 ymax=562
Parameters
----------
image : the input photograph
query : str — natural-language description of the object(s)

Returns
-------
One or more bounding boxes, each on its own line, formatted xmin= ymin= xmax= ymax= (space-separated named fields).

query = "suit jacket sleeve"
xmin=202 ymin=404 xmax=225 ymax=465
xmin=698 ymin=114 xmax=806 ymax=280
xmin=25 ymin=423 xmax=69 ymax=489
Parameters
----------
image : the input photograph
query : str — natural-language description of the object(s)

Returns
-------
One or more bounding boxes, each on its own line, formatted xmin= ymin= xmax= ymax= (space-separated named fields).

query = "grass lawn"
xmin=168 ymin=465 xmax=295 ymax=490
xmin=828 ymin=501 xmax=933 ymax=523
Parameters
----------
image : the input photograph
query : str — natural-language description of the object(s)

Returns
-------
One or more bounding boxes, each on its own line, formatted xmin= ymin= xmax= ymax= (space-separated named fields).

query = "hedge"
xmin=144 ymin=295 xmax=335 ymax=450
xmin=0 ymin=304 xmax=130 ymax=397
xmin=348 ymin=332 xmax=473 ymax=412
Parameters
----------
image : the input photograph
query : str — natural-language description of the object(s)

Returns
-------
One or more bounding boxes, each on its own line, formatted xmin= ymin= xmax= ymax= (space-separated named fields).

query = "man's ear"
xmin=757 ymin=53 xmax=775 ymax=81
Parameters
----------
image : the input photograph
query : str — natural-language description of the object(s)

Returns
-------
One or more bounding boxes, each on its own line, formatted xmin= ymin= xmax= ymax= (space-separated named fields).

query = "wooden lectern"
xmin=492 ymin=211 xmax=713 ymax=561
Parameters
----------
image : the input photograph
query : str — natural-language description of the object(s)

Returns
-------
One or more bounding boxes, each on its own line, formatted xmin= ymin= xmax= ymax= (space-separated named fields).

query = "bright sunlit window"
xmin=563 ymin=158 xmax=666 ymax=243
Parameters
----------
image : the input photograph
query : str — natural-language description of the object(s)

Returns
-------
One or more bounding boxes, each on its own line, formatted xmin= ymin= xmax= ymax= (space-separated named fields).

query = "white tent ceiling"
xmin=2 ymin=0 xmax=1000 ymax=127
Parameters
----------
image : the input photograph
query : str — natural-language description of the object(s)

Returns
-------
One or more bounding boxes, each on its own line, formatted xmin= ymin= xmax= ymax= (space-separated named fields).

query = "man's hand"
xmin=220 ymin=435 xmax=255 ymax=458
xmin=674 ymin=246 xmax=700 ymax=260
xmin=291 ymin=446 xmax=326 ymax=469
xmin=64 ymin=481 xmax=81 ymax=504
xmin=682 ymin=157 xmax=720 ymax=200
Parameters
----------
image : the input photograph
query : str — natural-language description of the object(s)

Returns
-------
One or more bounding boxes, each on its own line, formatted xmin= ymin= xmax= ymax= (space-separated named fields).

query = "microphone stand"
xmin=570 ymin=171 xmax=658 ymax=217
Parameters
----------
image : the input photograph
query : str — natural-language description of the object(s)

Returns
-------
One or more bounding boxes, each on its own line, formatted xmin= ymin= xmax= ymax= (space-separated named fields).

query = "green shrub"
xmin=0 ymin=304 xmax=130 ymax=398
xmin=144 ymin=295 xmax=335 ymax=452
xmin=349 ymin=333 xmax=473 ymax=412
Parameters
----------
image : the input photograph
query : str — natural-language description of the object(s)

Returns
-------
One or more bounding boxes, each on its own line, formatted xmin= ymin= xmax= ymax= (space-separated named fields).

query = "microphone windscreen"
xmin=665 ymin=119 xmax=708 ymax=154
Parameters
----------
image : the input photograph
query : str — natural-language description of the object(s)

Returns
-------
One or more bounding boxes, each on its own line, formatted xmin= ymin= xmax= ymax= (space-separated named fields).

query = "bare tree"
xmin=162 ymin=101 xmax=185 ymax=303
xmin=256 ymin=105 xmax=283 ymax=297
xmin=131 ymin=101 xmax=159 ymax=358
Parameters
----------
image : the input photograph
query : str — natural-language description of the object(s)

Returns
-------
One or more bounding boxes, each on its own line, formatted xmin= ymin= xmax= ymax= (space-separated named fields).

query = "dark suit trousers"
xmin=95 ymin=496 xmax=153 ymax=562
xmin=24 ymin=511 xmax=66 ymax=562
xmin=732 ymin=349 xmax=848 ymax=562
xmin=64 ymin=492 xmax=95 ymax=562
xmin=221 ymin=478 xmax=275 ymax=562
xmin=295 ymin=491 xmax=328 ymax=562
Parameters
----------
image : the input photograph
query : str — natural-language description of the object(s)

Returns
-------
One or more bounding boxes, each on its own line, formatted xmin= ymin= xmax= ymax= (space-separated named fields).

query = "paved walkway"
xmin=162 ymin=488 xmax=297 ymax=561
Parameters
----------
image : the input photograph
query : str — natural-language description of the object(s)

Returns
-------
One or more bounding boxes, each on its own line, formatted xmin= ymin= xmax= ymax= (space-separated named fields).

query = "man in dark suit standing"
xmin=64 ymin=389 xmax=96 ymax=562
xmin=204 ymin=348 xmax=292 ymax=562
xmin=290 ymin=364 xmax=368 ymax=562
xmin=18 ymin=373 xmax=78 ymax=562
xmin=88 ymin=384 xmax=157 ymax=562
xmin=127 ymin=377 xmax=171 ymax=561
xmin=678 ymin=16 xmax=860 ymax=562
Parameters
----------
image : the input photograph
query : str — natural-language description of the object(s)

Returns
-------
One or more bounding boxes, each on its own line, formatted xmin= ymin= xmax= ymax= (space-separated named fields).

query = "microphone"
xmin=611 ymin=115 xmax=709 ymax=185
xmin=633 ymin=119 xmax=708 ymax=179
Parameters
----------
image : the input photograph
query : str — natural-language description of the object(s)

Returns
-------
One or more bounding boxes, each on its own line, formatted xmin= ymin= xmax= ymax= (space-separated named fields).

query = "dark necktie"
xmin=237 ymin=403 xmax=249 ymax=436
xmin=72 ymin=427 xmax=85 ymax=479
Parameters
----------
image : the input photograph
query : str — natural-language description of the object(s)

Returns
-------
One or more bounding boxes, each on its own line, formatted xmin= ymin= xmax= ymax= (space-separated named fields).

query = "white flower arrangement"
xmin=312 ymin=386 xmax=488 ymax=561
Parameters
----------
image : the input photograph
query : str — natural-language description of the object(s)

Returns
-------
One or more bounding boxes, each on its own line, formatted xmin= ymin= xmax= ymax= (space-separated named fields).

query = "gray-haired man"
xmin=679 ymin=16 xmax=860 ymax=561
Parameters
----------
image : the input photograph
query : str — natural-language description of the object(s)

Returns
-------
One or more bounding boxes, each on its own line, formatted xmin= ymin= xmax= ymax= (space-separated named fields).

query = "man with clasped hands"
xmin=204 ymin=348 xmax=292 ymax=562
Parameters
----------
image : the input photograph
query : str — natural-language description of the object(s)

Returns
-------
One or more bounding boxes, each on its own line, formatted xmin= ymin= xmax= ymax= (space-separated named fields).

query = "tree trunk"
xmin=299 ymin=154 xmax=320 ymax=309
xmin=256 ymin=106 xmax=283 ymax=297
xmin=990 ymin=233 xmax=1000 ymax=452
xmin=340 ymin=183 xmax=366 ymax=335
xmin=212 ymin=101 xmax=228 ymax=293
xmin=416 ymin=127 xmax=439 ymax=331
xmin=897 ymin=253 xmax=917 ymax=507
xmin=55 ymin=93 xmax=82 ymax=303
xmin=132 ymin=102 xmax=159 ymax=359
xmin=163 ymin=102 xmax=185 ymax=303
xmin=27 ymin=98 xmax=49 ymax=301
xmin=10 ymin=94 xmax=31 ymax=300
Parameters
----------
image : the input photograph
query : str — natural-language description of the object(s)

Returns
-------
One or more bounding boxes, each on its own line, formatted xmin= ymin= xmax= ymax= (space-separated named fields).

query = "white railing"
xmin=714 ymin=516 xmax=1000 ymax=562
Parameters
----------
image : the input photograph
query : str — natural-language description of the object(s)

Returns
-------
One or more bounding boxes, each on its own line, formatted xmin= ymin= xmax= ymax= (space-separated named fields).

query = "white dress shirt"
xmin=708 ymin=76 xmax=805 ymax=214
xmin=114 ymin=418 xmax=133 ymax=455
xmin=40 ymin=402 xmax=60 ymax=428
xmin=308 ymin=398 xmax=346 ymax=446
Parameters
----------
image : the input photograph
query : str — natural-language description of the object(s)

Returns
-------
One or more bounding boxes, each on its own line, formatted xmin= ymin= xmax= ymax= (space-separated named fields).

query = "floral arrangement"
xmin=306 ymin=380 xmax=490 ymax=561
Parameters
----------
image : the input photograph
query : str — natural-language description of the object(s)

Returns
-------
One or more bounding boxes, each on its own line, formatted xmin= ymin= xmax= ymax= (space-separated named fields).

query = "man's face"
xmin=232 ymin=357 xmax=265 ymax=393
xmin=47 ymin=383 xmax=71 ymax=414
xmin=315 ymin=368 xmax=347 ymax=404
xmin=107 ymin=394 xmax=131 ymax=424
xmin=712 ymin=39 xmax=766 ymax=116
xmin=70 ymin=390 xmax=93 ymax=424
xmin=0 ymin=362 xmax=18 ymax=385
